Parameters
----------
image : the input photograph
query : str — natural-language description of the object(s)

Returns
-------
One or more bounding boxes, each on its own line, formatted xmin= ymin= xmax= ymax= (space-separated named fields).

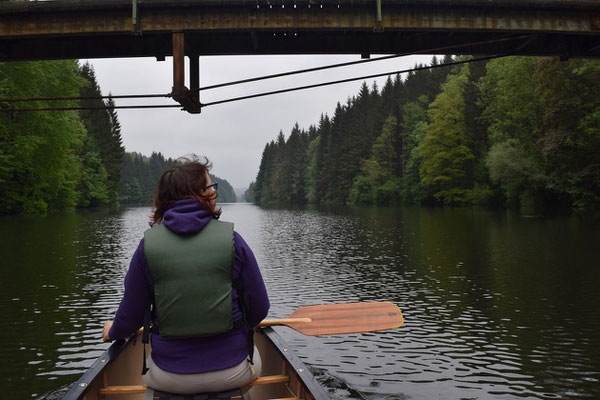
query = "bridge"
xmin=1 ymin=0 xmax=599 ymax=112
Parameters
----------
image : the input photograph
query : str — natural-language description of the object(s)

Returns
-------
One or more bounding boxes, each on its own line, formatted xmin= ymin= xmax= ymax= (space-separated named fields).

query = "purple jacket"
xmin=109 ymin=199 xmax=270 ymax=373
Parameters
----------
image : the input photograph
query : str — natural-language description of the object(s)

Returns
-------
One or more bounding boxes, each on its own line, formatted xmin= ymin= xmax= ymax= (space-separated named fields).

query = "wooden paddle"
xmin=258 ymin=301 xmax=404 ymax=336
xmin=136 ymin=302 xmax=403 ymax=336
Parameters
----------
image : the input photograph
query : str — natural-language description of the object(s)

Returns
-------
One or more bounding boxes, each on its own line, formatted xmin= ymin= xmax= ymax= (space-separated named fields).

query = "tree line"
xmin=0 ymin=60 xmax=124 ymax=214
xmin=250 ymin=56 xmax=600 ymax=212
xmin=0 ymin=61 xmax=236 ymax=215
xmin=121 ymin=152 xmax=237 ymax=205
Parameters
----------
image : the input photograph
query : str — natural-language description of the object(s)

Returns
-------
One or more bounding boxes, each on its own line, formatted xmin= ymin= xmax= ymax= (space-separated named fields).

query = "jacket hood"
xmin=162 ymin=199 xmax=214 ymax=234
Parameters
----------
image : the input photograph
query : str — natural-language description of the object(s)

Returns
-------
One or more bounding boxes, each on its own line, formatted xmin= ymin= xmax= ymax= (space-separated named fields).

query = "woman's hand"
xmin=102 ymin=321 xmax=114 ymax=342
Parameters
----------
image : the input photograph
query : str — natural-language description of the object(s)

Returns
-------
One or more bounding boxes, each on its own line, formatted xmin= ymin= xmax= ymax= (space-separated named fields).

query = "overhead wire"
xmin=0 ymin=33 xmax=532 ymax=110
xmin=1 ymin=54 xmax=503 ymax=112
xmin=0 ymin=93 xmax=169 ymax=103
xmin=0 ymin=105 xmax=181 ymax=112
xmin=194 ymin=35 xmax=531 ymax=92
xmin=200 ymin=54 xmax=505 ymax=108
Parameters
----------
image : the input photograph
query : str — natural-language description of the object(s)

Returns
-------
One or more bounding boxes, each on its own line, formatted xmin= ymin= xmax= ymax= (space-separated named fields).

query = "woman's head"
xmin=151 ymin=155 xmax=220 ymax=225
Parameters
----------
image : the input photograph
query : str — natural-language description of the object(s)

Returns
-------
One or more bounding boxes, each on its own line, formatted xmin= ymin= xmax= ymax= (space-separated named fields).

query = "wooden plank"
xmin=247 ymin=374 xmax=290 ymax=386
xmin=99 ymin=385 xmax=146 ymax=395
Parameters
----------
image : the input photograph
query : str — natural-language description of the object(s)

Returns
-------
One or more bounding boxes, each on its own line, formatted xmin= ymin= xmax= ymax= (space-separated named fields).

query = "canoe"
xmin=63 ymin=327 xmax=329 ymax=400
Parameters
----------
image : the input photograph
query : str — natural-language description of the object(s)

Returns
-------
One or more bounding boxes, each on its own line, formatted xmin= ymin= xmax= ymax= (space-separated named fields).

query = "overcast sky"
xmin=87 ymin=54 xmax=432 ymax=189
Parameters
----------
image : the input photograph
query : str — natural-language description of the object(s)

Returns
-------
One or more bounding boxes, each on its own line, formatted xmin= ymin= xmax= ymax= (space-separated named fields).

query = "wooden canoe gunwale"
xmin=260 ymin=328 xmax=330 ymax=400
xmin=63 ymin=336 xmax=134 ymax=400
xmin=62 ymin=328 xmax=329 ymax=400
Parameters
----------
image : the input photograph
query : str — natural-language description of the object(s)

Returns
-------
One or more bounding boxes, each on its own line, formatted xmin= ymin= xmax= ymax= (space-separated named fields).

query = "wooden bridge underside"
xmin=1 ymin=0 xmax=599 ymax=61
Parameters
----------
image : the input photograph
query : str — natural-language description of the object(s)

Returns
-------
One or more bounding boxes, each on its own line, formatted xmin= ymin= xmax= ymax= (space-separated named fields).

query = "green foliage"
xmin=349 ymin=175 xmax=374 ymax=205
xmin=363 ymin=116 xmax=398 ymax=184
xmin=0 ymin=61 xmax=239 ymax=214
xmin=245 ymin=182 xmax=256 ymax=203
xmin=305 ymin=136 xmax=320 ymax=204
xmin=250 ymin=55 xmax=600 ymax=211
xmin=373 ymin=177 xmax=402 ymax=206
xmin=77 ymin=63 xmax=124 ymax=207
xmin=418 ymin=64 xmax=475 ymax=205
xmin=535 ymin=59 xmax=600 ymax=209
xmin=120 ymin=152 xmax=237 ymax=205
xmin=466 ymin=184 xmax=495 ymax=206
xmin=211 ymin=175 xmax=237 ymax=203
xmin=398 ymin=98 xmax=429 ymax=203
xmin=0 ymin=60 xmax=87 ymax=214
xmin=77 ymin=136 xmax=110 ymax=207
xmin=349 ymin=116 xmax=402 ymax=205
xmin=120 ymin=152 xmax=172 ymax=205
xmin=478 ymin=57 xmax=543 ymax=146
xmin=486 ymin=139 xmax=548 ymax=207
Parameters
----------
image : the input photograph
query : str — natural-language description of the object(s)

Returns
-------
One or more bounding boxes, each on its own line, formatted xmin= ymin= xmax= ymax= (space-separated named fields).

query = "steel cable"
xmin=0 ymin=34 xmax=532 ymax=110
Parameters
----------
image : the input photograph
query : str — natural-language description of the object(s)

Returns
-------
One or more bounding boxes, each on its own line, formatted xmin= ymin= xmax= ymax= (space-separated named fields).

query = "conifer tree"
xmin=315 ymin=113 xmax=332 ymax=203
xmin=77 ymin=63 xmax=124 ymax=207
xmin=418 ymin=63 xmax=475 ymax=204
xmin=305 ymin=136 xmax=321 ymax=204
xmin=251 ymin=56 xmax=600 ymax=211
xmin=245 ymin=182 xmax=256 ymax=203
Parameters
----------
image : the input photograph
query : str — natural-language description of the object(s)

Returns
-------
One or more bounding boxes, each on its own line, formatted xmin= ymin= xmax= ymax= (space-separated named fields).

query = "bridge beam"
xmin=0 ymin=5 xmax=598 ymax=36
xmin=0 ymin=0 xmax=599 ymax=60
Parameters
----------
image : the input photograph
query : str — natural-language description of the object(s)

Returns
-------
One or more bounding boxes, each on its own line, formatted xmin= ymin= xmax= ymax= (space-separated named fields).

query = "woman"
xmin=102 ymin=155 xmax=270 ymax=396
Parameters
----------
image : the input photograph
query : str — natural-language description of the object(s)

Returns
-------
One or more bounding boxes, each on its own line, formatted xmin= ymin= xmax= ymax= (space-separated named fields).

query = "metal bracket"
xmin=132 ymin=0 xmax=141 ymax=34
xmin=375 ymin=0 xmax=384 ymax=32
xmin=172 ymin=32 xmax=201 ymax=114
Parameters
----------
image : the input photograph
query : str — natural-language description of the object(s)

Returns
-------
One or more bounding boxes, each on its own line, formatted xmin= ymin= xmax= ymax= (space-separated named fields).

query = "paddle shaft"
xmin=136 ymin=317 xmax=312 ymax=333
xmin=259 ymin=318 xmax=312 ymax=327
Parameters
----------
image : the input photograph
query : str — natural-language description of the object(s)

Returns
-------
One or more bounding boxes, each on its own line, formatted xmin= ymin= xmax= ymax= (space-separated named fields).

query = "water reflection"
xmin=0 ymin=205 xmax=599 ymax=399
xmin=0 ymin=208 xmax=149 ymax=397
xmin=233 ymin=205 xmax=600 ymax=400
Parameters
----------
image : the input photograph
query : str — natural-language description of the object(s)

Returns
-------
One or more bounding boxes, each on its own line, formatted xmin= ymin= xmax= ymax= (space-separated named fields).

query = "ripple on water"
xmin=3 ymin=205 xmax=600 ymax=400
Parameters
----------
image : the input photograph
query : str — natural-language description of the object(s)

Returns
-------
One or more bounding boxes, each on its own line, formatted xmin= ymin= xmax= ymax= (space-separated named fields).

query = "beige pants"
xmin=143 ymin=348 xmax=261 ymax=396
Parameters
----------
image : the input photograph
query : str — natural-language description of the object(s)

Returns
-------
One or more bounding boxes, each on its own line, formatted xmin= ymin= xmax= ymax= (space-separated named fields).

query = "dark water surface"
xmin=1 ymin=205 xmax=599 ymax=399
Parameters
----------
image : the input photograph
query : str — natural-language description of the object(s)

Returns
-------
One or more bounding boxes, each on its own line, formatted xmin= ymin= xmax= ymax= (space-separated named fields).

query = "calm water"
xmin=1 ymin=204 xmax=599 ymax=399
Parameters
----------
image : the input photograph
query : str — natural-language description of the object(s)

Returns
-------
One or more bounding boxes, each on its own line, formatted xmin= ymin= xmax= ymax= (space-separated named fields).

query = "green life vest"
xmin=143 ymin=219 xmax=235 ymax=338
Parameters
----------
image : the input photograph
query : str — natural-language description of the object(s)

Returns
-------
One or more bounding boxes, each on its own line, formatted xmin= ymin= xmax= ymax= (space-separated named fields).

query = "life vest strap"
xmin=141 ymin=302 xmax=153 ymax=375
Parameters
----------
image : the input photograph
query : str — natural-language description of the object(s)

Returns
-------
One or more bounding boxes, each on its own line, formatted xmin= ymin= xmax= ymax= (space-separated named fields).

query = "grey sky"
xmin=88 ymin=54 xmax=432 ymax=189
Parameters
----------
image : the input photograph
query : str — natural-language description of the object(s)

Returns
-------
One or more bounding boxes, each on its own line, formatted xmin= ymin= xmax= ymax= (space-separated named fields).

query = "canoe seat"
xmin=99 ymin=385 xmax=146 ymax=395
xmin=98 ymin=386 xmax=241 ymax=399
xmin=247 ymin=374 xmax=290 ymax=386
xmin=152 ymin=388 xmax=242 ymax=399
xmin=98 ymin=374 xmax=291 ymax=398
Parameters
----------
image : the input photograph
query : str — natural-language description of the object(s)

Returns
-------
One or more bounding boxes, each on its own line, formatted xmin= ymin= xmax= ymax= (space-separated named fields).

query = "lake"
xmin=1 ymin=204 xmax=599 ymax=399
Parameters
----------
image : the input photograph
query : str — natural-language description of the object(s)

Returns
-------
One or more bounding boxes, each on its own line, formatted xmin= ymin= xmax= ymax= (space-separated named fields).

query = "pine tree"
xmin=105 ymin=97 xmax=125 ymax=206
xmin=305 ymin=136 xmax=321 ymax=204
xmin=77 ymin=63 xmax=124 ymax=207
xmin=418 ymin=63 xmax=475 ymax=204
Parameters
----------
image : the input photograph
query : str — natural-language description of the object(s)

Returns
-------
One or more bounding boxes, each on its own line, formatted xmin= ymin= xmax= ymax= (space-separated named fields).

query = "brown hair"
xmin=151 ymin=155 xmax=221 ymax=226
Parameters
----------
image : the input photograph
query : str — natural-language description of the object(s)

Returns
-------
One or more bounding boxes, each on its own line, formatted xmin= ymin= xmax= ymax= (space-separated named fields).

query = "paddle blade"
xmin=285 ymin=301 xmax=404 ymax=336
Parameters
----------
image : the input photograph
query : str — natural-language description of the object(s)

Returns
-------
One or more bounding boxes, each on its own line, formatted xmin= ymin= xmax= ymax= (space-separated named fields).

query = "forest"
xmin=0 ymin=61 xmax=124 ymax=214
xmin=0 ymin=61 xmax=235 ymax=215
xmin=121 ymin=151 xmax=237 ymax=205
xmin=250 ymin=56 xmax=600 ymax=212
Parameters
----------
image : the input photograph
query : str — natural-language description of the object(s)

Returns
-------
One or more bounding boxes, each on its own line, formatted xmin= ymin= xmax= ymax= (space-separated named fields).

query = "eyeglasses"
xmin=204 ymin=182 xmax=218 ymax=192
